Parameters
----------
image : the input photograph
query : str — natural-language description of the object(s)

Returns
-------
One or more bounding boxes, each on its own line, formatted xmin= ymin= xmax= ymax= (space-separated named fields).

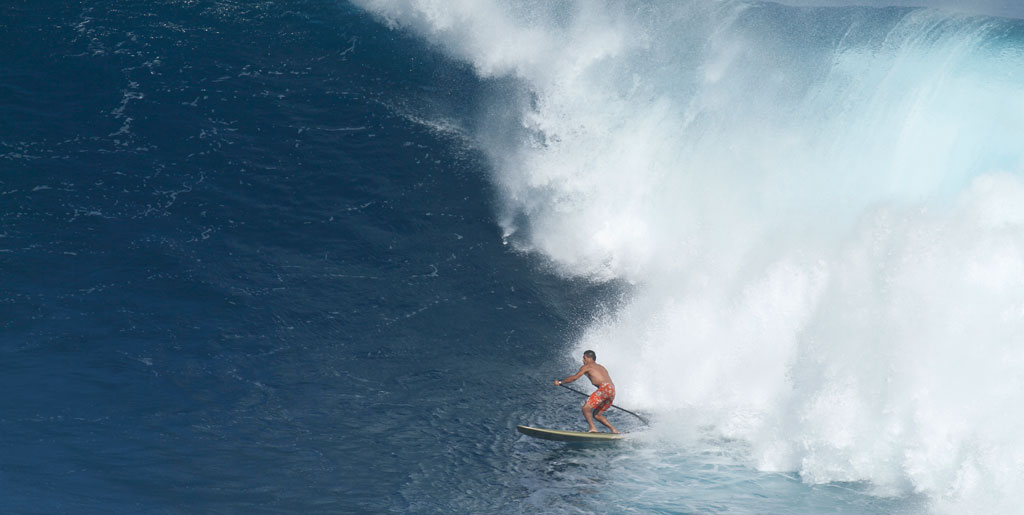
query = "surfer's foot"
xmin=611 ymin=430 xmax=620 ymax=434
xmin=587 ymin=428 xmax=599 ymax=433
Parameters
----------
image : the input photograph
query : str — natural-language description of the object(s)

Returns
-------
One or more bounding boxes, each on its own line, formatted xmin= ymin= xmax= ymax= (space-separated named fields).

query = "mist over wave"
xmin=354 ymin=0 xmax=1024 ymax=511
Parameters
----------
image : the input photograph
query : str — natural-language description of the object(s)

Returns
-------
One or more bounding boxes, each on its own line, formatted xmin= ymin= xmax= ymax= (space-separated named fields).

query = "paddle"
xmin=558 ymin=383 xmax=650 ymax=426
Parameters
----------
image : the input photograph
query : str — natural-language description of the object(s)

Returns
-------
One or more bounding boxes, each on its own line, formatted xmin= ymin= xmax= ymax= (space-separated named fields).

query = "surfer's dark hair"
xmin=584 ymin=350 xmax=596 ymax=361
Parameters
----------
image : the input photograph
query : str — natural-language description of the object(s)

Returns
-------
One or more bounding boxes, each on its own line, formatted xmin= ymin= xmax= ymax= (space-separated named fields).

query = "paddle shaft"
xmin=558 ymin=383 xmax=650 ymax=426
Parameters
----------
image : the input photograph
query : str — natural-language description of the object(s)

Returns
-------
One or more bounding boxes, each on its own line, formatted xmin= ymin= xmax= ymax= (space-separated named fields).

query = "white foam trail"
xmin=355 ymin=0 xmax=1024 ymax=512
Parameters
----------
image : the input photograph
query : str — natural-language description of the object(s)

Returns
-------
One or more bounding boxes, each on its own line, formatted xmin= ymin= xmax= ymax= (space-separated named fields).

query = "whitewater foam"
xmin=355 ymin=1 xmax=1024 ymax=512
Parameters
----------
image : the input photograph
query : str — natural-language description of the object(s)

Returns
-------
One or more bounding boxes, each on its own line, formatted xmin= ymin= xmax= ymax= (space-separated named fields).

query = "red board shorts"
xmin=585 ymin=383 xmax=615 ymax=414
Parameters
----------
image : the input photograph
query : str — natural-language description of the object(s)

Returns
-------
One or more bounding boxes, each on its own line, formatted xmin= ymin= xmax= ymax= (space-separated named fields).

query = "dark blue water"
xmin=1 ymin=2 xmax=617 ymax=512
xmin=0 ymin=1 xmax=966 ymax=513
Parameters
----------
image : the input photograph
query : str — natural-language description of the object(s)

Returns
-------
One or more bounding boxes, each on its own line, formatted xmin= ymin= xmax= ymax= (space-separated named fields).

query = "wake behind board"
xmin=517 ymin=425 xmax=624 ymax=442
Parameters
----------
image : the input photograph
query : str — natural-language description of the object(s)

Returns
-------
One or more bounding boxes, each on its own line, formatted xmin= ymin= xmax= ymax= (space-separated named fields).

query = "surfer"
xmin=554 ymin=350 xmax=619 ymax=433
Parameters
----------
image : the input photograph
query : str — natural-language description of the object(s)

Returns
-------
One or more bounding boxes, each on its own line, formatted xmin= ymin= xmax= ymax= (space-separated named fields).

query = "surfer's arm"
xmin=554 ymin=365 xmax=588 ymax=386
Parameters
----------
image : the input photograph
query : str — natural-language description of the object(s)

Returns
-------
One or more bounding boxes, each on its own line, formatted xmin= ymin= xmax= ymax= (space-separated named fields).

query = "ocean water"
xmin=3 ymin=1 xmax=1023 ymax=513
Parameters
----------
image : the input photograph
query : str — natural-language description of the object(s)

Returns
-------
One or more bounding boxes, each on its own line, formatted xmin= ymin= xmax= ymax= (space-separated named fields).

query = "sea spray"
xmin=354 ymin=0 xmax=1024 ymax=511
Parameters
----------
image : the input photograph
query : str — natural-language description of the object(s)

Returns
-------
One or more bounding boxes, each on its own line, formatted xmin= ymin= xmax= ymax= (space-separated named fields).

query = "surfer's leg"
xmin=594 ymin=412 xmax=619 ymax=434
xmin=582 ymin=404 xmax=598 ymax=432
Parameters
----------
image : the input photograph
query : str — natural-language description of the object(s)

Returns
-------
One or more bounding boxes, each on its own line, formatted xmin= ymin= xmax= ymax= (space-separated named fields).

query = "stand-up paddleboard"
xmin=517 ymin=425 xmax=624 ymax=442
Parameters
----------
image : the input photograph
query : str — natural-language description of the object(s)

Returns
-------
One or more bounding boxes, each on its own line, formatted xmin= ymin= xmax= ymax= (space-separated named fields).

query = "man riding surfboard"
xmin=554 ymin=350 xmax=620 ymax=434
